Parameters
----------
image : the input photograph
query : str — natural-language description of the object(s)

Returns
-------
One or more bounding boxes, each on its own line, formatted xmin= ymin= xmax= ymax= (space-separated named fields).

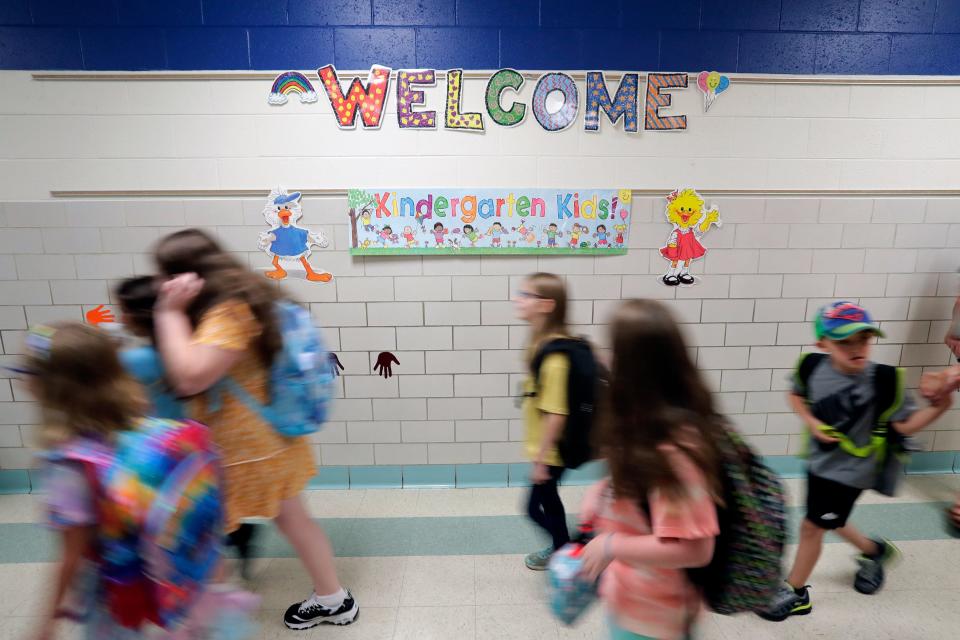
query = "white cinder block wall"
xmin=0 ymin=72 xmax=958 ymax=471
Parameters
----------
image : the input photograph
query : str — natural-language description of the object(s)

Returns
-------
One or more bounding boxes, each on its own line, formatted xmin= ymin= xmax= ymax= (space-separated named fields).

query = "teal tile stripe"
xmin=0 ymin=500 xmax=955 ymax=565
xmin=7 ymin=454 xmax=960 ymax=495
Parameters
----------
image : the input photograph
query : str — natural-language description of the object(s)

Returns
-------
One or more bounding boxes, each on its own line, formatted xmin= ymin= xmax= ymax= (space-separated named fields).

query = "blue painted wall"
xmin=1 ymin=0 xmax=959 ymax=73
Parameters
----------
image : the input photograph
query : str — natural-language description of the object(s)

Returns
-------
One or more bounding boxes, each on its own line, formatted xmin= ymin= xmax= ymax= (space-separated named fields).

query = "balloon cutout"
xmin=696 ymin=71 xmax=730 ymax=112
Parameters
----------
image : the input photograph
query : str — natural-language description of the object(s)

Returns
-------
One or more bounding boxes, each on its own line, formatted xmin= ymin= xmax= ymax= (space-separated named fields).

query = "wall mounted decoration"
xmin=658 ymin=188 xmax=720 ymax=286
xmin=85 ymin=305 xmax=115 ymax=326
xmin=269 ymin=67 xmax=692 ymax=135
xmin=268 ymin=71 xmax=318 ymax=105
xmin=697 ymin=71 xmax=730 ymax=112
xmin=257 ymin=187 xmax=332 ymax=282
xmin=348 ymin=188 xmax=632 ymax=255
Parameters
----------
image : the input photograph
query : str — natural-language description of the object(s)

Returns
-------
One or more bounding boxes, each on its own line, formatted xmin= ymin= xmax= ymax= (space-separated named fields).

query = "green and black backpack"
xmin=794 ymin=352 xmax=909 ymax=495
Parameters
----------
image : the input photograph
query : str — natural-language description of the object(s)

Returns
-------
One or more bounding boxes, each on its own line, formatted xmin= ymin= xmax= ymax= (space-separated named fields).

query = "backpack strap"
xmin=793 ymin=352 xmax=826 ymax=398
xmin=217 ymin=377 xmax=283 ymax=429
xmin=528 ymin=337 xmax=579 ymax=393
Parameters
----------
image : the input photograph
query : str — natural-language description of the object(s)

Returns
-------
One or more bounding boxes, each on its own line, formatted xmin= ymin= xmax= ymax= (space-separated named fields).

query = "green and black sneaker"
xmin=854 ymin=538 xmax=901 ymax=595
xmin=756 ymin=583 xmax=812 ymax=622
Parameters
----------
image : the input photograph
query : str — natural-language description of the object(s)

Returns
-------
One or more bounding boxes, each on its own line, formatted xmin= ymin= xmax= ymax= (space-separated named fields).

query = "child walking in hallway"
xmin=758 ymin=301 xmax=952 ymax=622
xmin=515 ymin=273 xmax=574 ymax=570
xmin=577 ymin=299 xmax=721 ymax=640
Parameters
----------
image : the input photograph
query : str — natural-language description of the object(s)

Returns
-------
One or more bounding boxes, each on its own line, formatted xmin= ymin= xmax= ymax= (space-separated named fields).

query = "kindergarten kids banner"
xmin=347 ymin=188 xmax=632 ymax=256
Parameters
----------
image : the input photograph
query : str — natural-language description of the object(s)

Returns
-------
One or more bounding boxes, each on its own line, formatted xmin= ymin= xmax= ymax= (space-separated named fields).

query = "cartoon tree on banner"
xmin=348 ymin=189 xmax=374 ymax=248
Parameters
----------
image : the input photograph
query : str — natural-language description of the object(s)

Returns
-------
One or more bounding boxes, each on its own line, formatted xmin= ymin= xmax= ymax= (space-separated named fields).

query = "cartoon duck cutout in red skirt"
xmin=258 ymin=187 xmax=332 ymax=282
xmin=659 ymin=188 xmax=720 ymax=286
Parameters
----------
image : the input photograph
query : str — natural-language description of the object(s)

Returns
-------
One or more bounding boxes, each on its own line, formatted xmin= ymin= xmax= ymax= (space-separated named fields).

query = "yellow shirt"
xmin=523 ymin=344 xmax=570 ymax=467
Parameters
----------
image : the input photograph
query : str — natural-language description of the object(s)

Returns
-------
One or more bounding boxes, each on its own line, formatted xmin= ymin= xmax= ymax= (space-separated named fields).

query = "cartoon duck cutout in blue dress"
xmin=257 ymin=187 xmax=332 ymax=282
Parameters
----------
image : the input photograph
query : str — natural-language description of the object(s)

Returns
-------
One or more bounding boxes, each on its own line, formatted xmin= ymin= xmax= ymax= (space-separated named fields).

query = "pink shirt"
xmin=581 ymin=445 xmax=719 ymax=640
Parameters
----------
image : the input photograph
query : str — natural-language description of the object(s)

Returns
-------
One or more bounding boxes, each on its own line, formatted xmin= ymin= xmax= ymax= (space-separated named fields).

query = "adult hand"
xmin=329 ymin=353 xmax=345 ymax=378
xmin=373 ymin=352 xmax=399 ymax=378
xmin=156 ymin=273 xmax=204 ymax=312
xmin=84 ymin=304 xmax=115 ymax=326
xmin=580 ymin=534 xmax=613 ymax=583
xmin=945 ymin=335 xmax=960 ymax=359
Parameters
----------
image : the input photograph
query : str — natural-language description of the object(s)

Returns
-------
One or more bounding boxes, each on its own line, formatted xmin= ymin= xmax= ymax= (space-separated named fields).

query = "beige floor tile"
xmin=416 ymin=488 xmax=487 ymax=517
xmin=400 ymin=556 xmax=477 ymax=607
xmin=476 ymin=603 xmax=560 ymax=639
xmin=0 ymin=494 xmax=41 ymax=524
xmin=394 ymin=605 xmax=476 ymax=640
xmin=335 ymin=556 xmax=405 ymax=608
xmin=0 ymin=563 xmax=49 ymax=616
xmin=468 ymin=488 xmax=528 ymax=516
xmin=475 ymin=554 xmax=550 ymax=605
xmin=356 ymin=489 xmax=420 ymax=518
xmin=303 ymin=489 xmax=365 ymax=518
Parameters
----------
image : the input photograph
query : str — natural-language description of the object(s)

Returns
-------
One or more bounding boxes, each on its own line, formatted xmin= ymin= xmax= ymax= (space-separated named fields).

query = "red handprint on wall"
xmin=85 ymin=305 xmax=116 ymax=326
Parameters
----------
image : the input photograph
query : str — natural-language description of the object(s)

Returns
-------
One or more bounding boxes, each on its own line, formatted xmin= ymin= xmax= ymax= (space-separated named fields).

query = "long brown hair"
xmin=599 ymin=299 xmax=723 ymax=504
xmin=154 ymin=229 xmax=283 ymax=366
xmin=26 ymin=323 xmax=147 ymax=448
xmin=525 ymin=272 xmax=569 ymax=348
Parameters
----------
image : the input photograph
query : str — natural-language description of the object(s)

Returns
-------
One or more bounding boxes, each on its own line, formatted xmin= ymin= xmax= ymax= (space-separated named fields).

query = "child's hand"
xmin=156 ymin=273 xmax=204 ymax=312
xmin=810 ymin=425 xmax=841 ymax=444
xmin=530 ymin=462 xmax=550 ymax=484
xmin=920 ymin=371 xmax=947 ymax=400
xmin=580 ymin=534 xmax=613 ymax=582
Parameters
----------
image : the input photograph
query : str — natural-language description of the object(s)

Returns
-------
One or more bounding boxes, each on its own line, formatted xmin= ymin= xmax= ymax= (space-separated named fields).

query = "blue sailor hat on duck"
xmin=273 ymin=192 xmax=302 ymax=206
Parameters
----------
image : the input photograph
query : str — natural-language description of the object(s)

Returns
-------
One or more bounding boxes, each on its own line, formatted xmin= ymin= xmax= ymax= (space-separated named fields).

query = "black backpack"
xmin=529 ymin=337 xmax=602 ymax=470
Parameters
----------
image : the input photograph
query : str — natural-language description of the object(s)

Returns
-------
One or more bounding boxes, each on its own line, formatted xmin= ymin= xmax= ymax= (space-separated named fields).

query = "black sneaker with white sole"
xmin=283 ymin=590 xmax=359 ymax=630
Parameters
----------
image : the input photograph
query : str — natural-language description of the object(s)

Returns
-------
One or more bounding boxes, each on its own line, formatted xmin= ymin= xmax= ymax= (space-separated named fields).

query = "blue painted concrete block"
xmin=815 ymin=34 xmax=891 ymax=75
xmin=659 ymin=30 xmax=739 ymax=73
xmin=350 ymin=465 xmax=403 ymax=489
xmin=701 ymin=0 xmax=781 ymax=31
xmin=310 ymin=466 xmax=350 ymax=489
xmin=906 ymin=452 xmax=958 ymax=475
xmin=373 ymin=0 xmax=455 ymax=26
xmin=0 ymin=27 xmax=82 ymax=69
xmin=0 ymin=470 xmax=31 ymax=495
xmin=80 ymin=27 xmax=166 ymax=70
xmin=763 ymin=455 xmax=807 ymax=478
xmin=334 ymin=27 xmax=415 ymax=69
xmin=119 ymin=0 xmax=202 ymax=26
xmin=935 ymin=1 xmax=960 ymax=33
xmin=561 ymin=461 xmax=607 ymax=486
xmin=31 ymin=0 xmax=117 ymax=26
xmin=508 ymin=462 xmax=532 ymax=487
xmin=249 ymin=27 xmax=335 ymax=70
xmin=780 ymin=0 xmax=859 ymax=31
xmin=203 ymin=0 xmax=287 ymax=26
xmin=500 ymin=28 xmax=582 ymax=70
xmin=456 ymin=463 xmax=508 ymax=488
xmin=0 ymin=0 xmax=32 ymax=25
xmin=622 ymin=0 xmax=699 ymax=30
xmin=541 ymin=0 xmax=621 ymax=28
xmin=289 ymin=0 xmax=372 ymax=26
xmin=859 ymin=0 xmax=936 ymax=34
xmin=416 ymin=27 xmax=498 ymax=69
xmin=889 ymin=34 xmax=960 ymax=74
xmin=456 ymin=0 xmax=538 ymax=27
xmin=739 ymin=32 xmax=817 ymax=74
xmin=582 ymin=28 xmax=659 ymax=70
xmin=165 ymin=27 xmax=249 ymax=70
xmin=404 ymin=465 xmax=456 ymax=488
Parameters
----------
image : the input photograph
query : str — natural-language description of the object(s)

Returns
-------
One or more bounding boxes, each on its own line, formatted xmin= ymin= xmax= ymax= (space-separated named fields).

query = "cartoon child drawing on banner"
xmin=544 ymin=223 xmax=562 ymax=248
xmin=658 ymin=188 xmax=720 ymax=286
xmin=360 ymin=205 xmax=374 ymax=232
xmin=258 ymin=187 xmax=332 ymax=282
xmin=462 ymin=224 xmax=481 ymax=247
xmin=569 ymin=223 xmax=585 ymax=248
xmin=594 ymin=224 xmax=610 ymax=248
xmin=613 ymin=224 xmax=627 ymax=248
xmin=432 ymin=222 xmax=449 ymax=247
xmin=487 ymin=222 xmax=506 ymax=247
xmin=402 ymin=226 xmax=417 ymax=248
xmin=378 ymin=225 xmax=396 ymax=247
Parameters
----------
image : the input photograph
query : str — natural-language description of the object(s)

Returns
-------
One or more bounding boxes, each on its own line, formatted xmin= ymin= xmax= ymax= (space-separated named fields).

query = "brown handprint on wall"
xmin=373 ymin=352 xmax=399 ymax=378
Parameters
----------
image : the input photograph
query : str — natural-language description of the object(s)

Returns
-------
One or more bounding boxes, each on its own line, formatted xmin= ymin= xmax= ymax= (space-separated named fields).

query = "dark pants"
xmin=527 ymin=465 xmax=570 ymax=551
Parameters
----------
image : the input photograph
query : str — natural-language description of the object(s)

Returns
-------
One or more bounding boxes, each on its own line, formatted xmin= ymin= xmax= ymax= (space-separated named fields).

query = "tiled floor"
xmin=1 ymin=475 xmax=959 ymax=639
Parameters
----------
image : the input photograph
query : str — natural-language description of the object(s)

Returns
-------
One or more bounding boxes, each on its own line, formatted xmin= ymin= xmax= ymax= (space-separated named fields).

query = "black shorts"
xmin=806 ymin=474 xmax=862 ymax=530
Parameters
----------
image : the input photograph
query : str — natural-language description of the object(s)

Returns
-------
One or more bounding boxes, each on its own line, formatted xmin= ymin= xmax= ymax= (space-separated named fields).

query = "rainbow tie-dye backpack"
xmin=52 ymin=418 xmax=223 ymax=631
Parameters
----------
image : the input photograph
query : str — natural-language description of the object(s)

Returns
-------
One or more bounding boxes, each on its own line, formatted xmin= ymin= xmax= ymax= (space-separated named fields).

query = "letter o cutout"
xmin=532 ymin=72 xmax=579 ymax=132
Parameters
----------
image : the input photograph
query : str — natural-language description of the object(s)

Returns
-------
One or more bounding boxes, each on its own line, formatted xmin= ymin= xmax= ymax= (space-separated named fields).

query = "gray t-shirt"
xmin=793 ymin=358 xmax=916 ymax=490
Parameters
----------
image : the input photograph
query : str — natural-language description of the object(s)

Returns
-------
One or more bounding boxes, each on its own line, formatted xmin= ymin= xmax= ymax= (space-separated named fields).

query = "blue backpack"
xmin=220 ymin=301 xmax=334 ymax=437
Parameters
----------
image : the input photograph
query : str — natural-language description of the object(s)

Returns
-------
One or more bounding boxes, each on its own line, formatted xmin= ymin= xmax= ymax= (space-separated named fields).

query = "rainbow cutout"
xmin=269 ymin=71 xmax=318 ymax=105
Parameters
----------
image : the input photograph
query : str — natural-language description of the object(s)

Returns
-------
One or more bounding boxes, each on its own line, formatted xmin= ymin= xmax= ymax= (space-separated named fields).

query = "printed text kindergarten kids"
xmin=348 ymin=188 xmax=632 ymax=255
